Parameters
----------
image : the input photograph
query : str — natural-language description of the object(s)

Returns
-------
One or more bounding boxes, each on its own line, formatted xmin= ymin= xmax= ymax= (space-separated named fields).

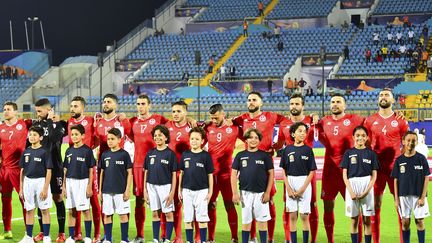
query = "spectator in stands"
xmin=277 ymin=40 xmax=284 ymax=52
xmin=285 ymin=77 xmax=294 ymax=95
xmin=243 ymin=20 xmax=249 ymax=37
xmin=428 ymin=57 xmax=432 ymax=76
xmin=408 ymin=28 xmax=415 ymax=44
xmin=274 ymin=26 xmax=280 ymax=39
xmin=0 ymin=66 xmax=3 ymax=78
xmin=182 ymin=70 xmax=190 ymax=83
xmin=267 ymin=79 xmax=273 ymax=96
xmin=171 ymin=53 xmax=180 ymax=63
xmin=386 ymin=22 xmax=392 ymax=30
xmin=316 ymin=80 xmax=323 ymax=96
xmin=398 ymin=94 xmax=406 ymax=108
xmin=359 ymin=20 xmax=365 ymax=29
xmin=160 ymin=28 xmax=165 ymax=35
xmin=180 ymin=28 xmax=185 ymax=36
xmin=258 ymin=1 xmax=264 ymax=16
xmin=229 ymin=65 xmax=236 ymax=77
xmin=422 ymin=25 xmax=429 ymax=40
xmin=208 ymin=57 xmax=215 ymax=73
xmin=136 ymin=85 xmax=141 ymax=95
xmin=373 ymin=32 xmax=380 ymax=46
xmin=345 ymin=85 xmax=352 ymax=95
xmin=403 ymin=16 xmax=410 ymax=28
xmin=298 ymin=77 xmax=307 ymax=94
xmin=128 ymin=84 xmax=134 ymax=96
xmin=365 ymin=47 xmax=372 ymax=64
xmin=343 ymin=45 xmax=349 ymax=60
xmin=261 ymin=31 xmax=268 ymax=39
xmin=220 ymin=65 xmax=226 ymax=81
xmin=396 ymin=30 xmax=403 ymax=44
xmin=306 ymin=85 xmax=314 ymax=96
xmin=5 ymin=66 xmax=11 ymax=79
xmin=293 ymin=78 xmax=299 ymax=92
xmin=381 ymin=44 xmax=388 ymax=59
xmin=414 ymin=128 xmax=429 ymax=159
xmin=342 ymin=21 xmax=349 ymax=30
xmin=399 ymin=42 xmax=407 ymax=57
xmin=409 ymin=58 xmax=418 ymax=73
xmin=375 ymin=50 xmax=383 ymax=63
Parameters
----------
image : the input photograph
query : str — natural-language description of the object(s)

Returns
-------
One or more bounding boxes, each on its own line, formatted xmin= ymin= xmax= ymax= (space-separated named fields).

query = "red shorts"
xmin=0 ymin=168 xmax=20 ymax=193
xmin=92 ymin=166 xmax=99 ymax=195
xmin=374 ymin=167 xmax=395 ymax=196
xmin=210 ymin=173 xmax=234 ymax=203
xmin=133 ymin=167 xmax=144 ymax=197
xmin=321 ymin=163 xmax=345 ymax=201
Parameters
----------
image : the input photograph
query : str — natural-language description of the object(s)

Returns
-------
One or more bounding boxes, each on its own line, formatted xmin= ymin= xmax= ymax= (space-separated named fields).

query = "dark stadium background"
xmin=0 ymin=0 xmax=168 ymax=65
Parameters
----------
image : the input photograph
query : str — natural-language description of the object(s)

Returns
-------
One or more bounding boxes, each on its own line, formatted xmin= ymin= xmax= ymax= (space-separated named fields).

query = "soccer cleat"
xmin=152 ymin=239 xmax=159 ymax=243
xmin=232 ymin=239 xmax=238 ymax=243
xmin=84 ymin=237 xmax=92 ymax=243
xmin=249 ymin=239 xmax=258 ymax=243
xmin=92 ymin=234 xmax=101 ymax=243
xmin=267 ymin=240 xmax=274 ymax=243
xmin=101 ymin=241 xmax=111 ymax=243
xmin=43 ymin=236 xmax=52 ymax=243
xmin=131 ymin=237 xmax=145 ymax=243
xmin=0 ymin=231 xmax=13 ymax=240
xmin=74 ymin=233 xmax=83 ymax=241
xmin=34 ymin=232 xmax=45 ymax=242
xmin=120 ymin=241 xmax=128 ymax=243
xmin=163 ymin=240 xmax=172 ymax=243
xmin=284 ymin=241 xmax=290 ymax=243
xmin=65 ymin=236 xmax=75 ymax=243
xmin=19 ymin=235 xmax=34 ymax=243
xmin=56 ymin=233 xmax=66 ymax=243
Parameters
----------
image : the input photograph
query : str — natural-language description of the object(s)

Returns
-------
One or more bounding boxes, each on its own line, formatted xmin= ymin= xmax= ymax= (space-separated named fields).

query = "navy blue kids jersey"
xmin=64 ymin=145 xmax=96 ymax=179
xmin=20 ymin=147 xmax=53 ymax=178
xmin=391 ymin=152 xmax=430 ymax=197
xmin=99 ymin=149 xmax=133 ymax=194
xmin=180 ymin=150 xmax=214 ymax=190
xmin=232 ymin=150 xmax=274 ymax=193
xmin=340 ymin=148 xmax=380 ymax=178
xmin=144 ymin=147 xmax=178 ymax=185
xmin=280 ymin=145 xmax=317 ymax=176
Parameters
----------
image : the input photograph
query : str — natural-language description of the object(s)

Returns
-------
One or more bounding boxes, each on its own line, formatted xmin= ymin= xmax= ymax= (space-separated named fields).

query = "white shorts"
xmin=398 ymin=196 xmax=430 ymax=219
xmin=241 ymin=190 xmax=271 ymax=224
xmin=182 ymin=188 xmax=209 ymax=223
xmin=345 ymin=176 xmax=375 ymax=217
xmin=102 ymin=193 xmax=131 ymax=215
xmin=23 ymin=177 xmax=52 ymax=211
xmin=147 ymin=183 xmax=174 ymax=213
xmin=286 ymin=176 xmax=311 ymax=214
xmin=65 ymin=178 xmax=90 ymax=211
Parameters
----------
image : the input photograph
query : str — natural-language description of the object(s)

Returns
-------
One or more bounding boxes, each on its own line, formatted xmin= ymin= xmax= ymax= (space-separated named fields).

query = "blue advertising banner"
xmin=175 ymin=7 xmax=201 ymax=17
xmin=272 ymin=18 xmax=328 ymax=29
xmin=211 ymin=80 xmax=283 ymax=94
xmin=123 ymin=82 xmax=187 ymax=96
xmin=341 ymin=0 xmax=373 ymax=9
xmin=372 ymin=14 xmax=432 ymax=26
xmin=327 ymin=78 xmax=403 ymax=90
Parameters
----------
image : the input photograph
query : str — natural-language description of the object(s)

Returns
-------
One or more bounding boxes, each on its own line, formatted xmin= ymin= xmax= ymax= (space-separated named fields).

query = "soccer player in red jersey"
xmin=68 ymin=96 xmax=102 ymax=242
xmin=129 ymin=94 xmax=169 ymax=243
xmin=273 ymin=94 xmax=319 ymax=243
xmin=94 ymin=93 xmax=131 ymax=159
xmin=363 ymin=89 xmax=409 ymax=243
xmin=0 ymin=102 xmax=30 ymax=239
xmin=317 ymin=94 xmax=364 ymax=243
xmin=232 ymin=91 xmax=287 ymax=243
xmin=204 ymin=104 xmax=240 ymax=243
xmin=165 ymin=100 xmax=192 ymax=243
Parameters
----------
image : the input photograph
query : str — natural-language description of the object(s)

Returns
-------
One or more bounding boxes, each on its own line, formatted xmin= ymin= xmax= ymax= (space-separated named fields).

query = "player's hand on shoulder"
xmin=310 ymin=113 xmax=320 ymax=125
xmin=118 ymin=113 xmax=127 ymax=121
xmin=186 ymin=117 xmax=198 ymax=128
xmin=261 ymin=192 xmax=270 ymax=203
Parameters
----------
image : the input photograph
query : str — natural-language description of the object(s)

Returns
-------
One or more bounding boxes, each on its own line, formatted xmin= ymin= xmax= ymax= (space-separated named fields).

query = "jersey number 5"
xmin=333 ymin=126 xmax=339 ymax=135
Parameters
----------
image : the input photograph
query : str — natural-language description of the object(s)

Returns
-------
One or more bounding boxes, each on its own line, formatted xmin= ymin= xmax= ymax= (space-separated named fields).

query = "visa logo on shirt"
xmin=34 ymin=157 xmax=42 ymax=162
xmin=161 ymin=159 xmax=169 ymax=164
xmin=301 ymin=156 xmax=309 ymax=160
xmin=115 ymin=160 xmax=124 ymax=165
xmin=196 ymin=163 xmax=204 ymax=167
xmin=414 ymin=165 xmax=423 ymax=170
xmin=256 ymin=160 xmax=264 ymax=165
xmin=77 ymin=157 xmax=85 ymax=162
xmin=363 ymin=159 xmax=371 ymax=164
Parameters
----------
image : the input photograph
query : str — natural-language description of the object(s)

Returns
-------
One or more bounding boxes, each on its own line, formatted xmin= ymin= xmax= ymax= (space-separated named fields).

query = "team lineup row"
xmin=0 ymin=90 xmax=427 ymax=243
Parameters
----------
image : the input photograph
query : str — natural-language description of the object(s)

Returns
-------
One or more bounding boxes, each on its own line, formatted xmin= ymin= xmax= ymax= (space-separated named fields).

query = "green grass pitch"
xmin=2 ymin=148 xmax=431 ymax=242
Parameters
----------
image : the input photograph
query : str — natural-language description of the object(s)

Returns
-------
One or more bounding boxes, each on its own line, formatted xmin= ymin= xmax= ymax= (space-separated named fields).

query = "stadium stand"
xmin=60 ymin=56 xmax=98 ymax=66
xmin=267 ymin=0 xmax=338 ymax=19
xmin=373 ymin=0 xmax=432 ymax=15
xmin=185 ymin=0 xmax=272 ymax=22
xmin=0 ymin=78 xmax=35 ymax=105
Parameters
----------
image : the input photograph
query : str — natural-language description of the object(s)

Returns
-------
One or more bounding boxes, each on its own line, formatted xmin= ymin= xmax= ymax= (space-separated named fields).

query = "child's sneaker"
xmin=19 ymin=235 xmax=34 ymax=243
xmin=65 ymin=236 xmax=75 ymax=243
xmin=43 ymin=236 xmax=52 ymax=243
xmin=84 ymin=237 xmax=92 ymax=243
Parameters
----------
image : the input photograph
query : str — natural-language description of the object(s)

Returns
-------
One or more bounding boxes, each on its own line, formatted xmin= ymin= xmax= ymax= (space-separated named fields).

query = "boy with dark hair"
xmin=280 ymin=122 xmax=317 ymax=243
xmin=19 ymin=126 xmax=53 ymax=243
xmin=98 ymin=128 xmax=133 ymax=243
xmin=144 ymin=125 xmax=178 ymax=243
xmin=63 ymin=124 xmax=95 ymax=243
xmin=231 ymin=128 xmax=274 ymax=243
xmin=391 ymin=131 xmax=430 ymax=243
xmin=179 ymin=127 xmax=214 ymax=243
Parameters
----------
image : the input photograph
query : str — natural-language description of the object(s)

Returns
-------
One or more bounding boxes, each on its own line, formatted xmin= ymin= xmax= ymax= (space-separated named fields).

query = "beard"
xmin=71 ymin=112 xmax=81 ymax=119
xmin=331 ymin=109 xmax=343 ymax=115
xmin=290 ymin=109 xmax=301 ymax=116
xmin=379 ymin=100 xmax=391 ymax=109
xmin=103 ymin=108 xmax=114 ymax=114
xmin=248 ymin=106 xmax=259 ymax=113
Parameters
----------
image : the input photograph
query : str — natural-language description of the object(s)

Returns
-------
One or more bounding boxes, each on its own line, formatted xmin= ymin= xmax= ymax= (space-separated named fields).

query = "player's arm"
xmin=297 ymin=170 xmax=315 ymax=198
xmin=19 ymin=168 xmax=24 ymax=200
xmin=143 ymin=169 xmax=149 ymax=203
xmin=418 ymin=175 xmax=429 ymax=207
xmin=87 ymin=167 xmax=94 ymax=198
xmin=262 ymin=169 xmax=274 ymax=203
xmin=284 ymin=173 xmax=295 ymax=199
xmin=342 ymin=169 xmax=356 ymax=200
xmin=178 ymin=170 xmax=184 ymax=202
xmin=206 ymin=172 xmax=213 ymax=202
xmin=119 ymin=115 xmax=132 ymax=138
xmin=273 ymin=128 xmax=285 ymax=151
xmin=48 ymin=119 xmax=67 ymax=142
xmin=98 ymin=169 xmax=104 ymax=201
xmin=393 ymin=178 xmax=399 ymax=208
xmin=124 ymin=168 xmax=132 ymax=201
xmin=360 ymin=169 xmax=377 ymax=199
xmin=230 ymin=169 xmax=240 ymax=204
xmin=62 ymin=167 xmax=67 ymax=199
xmin=40 ymin=169 xmax=52 ymax=201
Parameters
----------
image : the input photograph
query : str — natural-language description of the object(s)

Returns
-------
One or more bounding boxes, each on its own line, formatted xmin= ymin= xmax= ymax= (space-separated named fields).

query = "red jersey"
xmin=277 ymin=116 xmax=315 ymax=147
xmin=364 ymin=112 xmax=409 ymax=167
xmin=318 ymin=114 xmax=364 ymax=165
xmin=0 ymin=119 xmax=31 ymax=170
xmin=94 ymin=115 xmax=131 ymax=159
xmin=68 ymin=116 xmax=95 ymax=148
xmin=204 ymin=122 xmax=240 ymax=175
xmin=233 ymin=111 xmax=286 ymax=152
xmin=129 ymin=114 xmax=169 ymax=167
xmin=165 ymin=121 xmax=191 ymax=162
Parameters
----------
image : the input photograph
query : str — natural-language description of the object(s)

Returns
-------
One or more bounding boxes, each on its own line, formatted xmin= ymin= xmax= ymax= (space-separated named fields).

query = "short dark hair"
xmin=171 ymin=100 xmax=188 ymax=110
xmin=107 ymin=128 xmax=122 ymax=138
xmin=35 ymin=98 xmax=52 ymax=107
xmin=70 ymin=124 xmax=85 ymax=135
xmin=103 ymin=93 xmax=118 ymax=103
xmin=137 ymin=94 xmax=151 ymax=104
xmin=151 ymin=125 xmax=170 ymax=144
xmin=71 ymin=96 xmax=86 ymax=107
xmin=380 ymin=88 xmax=394 ymax=97
xmin=289 ymin=122 xmax=308 ymax=141
xmin=353 ymin=125 xmax=368 ymax=136
xmin=244 ymin=128 xmax=263 ymax=141
xmin=330 ymin=93 xmax=346 ymax=102
xmin=29 ymin=126 xmax=44 ymax=137
xmin=402 ymin=131 xmax=417 ymax=140
xmin=3 ymin=101 xmax=18 ymax=111
xmin=189 ymin=127 xmax=206 ymax=140
xmin=247 ymin=91 xmax=263 ymax=100
xmin=290 ymin=93 xmax=304 ymax=105
xmin=209 ymin=104 xmax=224 ymax=114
